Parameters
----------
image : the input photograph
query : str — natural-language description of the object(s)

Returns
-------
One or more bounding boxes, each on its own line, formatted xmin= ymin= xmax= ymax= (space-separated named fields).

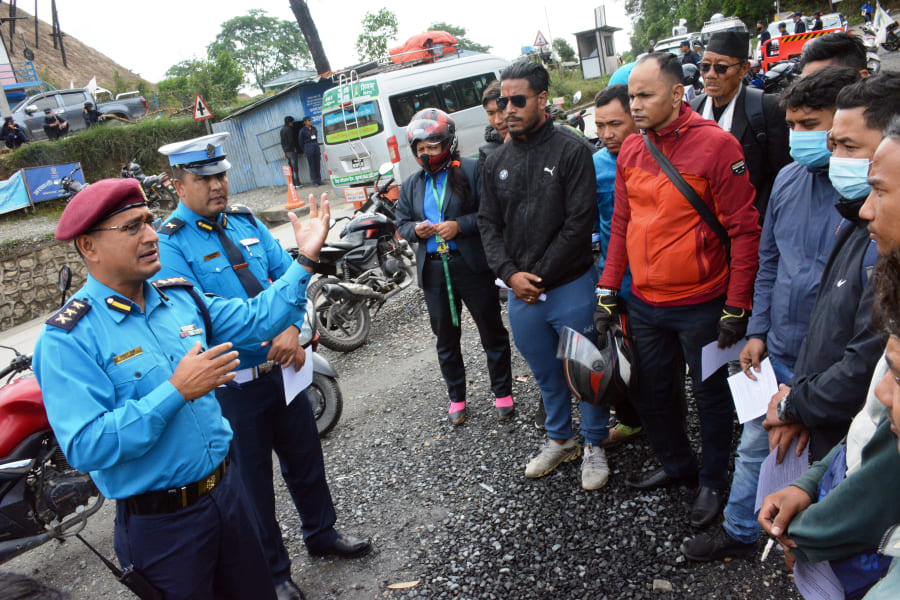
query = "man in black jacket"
xmin=479 ymin=61 xmax=609 ymax=491
xmin=280 ymin=116 xmax=301 ymax=187
xmin=691 ymin=31 xmax=791 ymax=221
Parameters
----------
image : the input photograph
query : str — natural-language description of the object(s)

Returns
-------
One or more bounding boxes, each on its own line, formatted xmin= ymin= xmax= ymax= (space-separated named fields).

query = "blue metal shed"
xmin=212 ymin=79 xmax=334 ymax=194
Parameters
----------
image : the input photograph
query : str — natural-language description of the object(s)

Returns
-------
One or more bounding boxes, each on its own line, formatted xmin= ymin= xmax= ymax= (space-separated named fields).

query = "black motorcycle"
xmin=300 ymin=164 xmax=415 ymax=353
xmin=121 ymin=160 xmax=179 ymax=211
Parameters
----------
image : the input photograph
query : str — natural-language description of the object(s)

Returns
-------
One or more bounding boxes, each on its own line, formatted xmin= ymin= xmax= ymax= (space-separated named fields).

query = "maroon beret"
xmin=55 ymin=178 xmax=148 ymax=241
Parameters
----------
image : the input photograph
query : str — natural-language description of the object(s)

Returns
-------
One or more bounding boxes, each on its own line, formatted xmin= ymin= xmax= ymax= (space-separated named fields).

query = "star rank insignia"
xmin=46 ymin=298 xmax=91 ymax=332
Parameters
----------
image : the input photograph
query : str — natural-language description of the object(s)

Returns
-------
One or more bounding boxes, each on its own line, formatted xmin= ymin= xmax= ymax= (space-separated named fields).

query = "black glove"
xmin=717 ymin=305 xmax=749 ymax=348
xmin=593 ymin=290 xmax=619 ymax=335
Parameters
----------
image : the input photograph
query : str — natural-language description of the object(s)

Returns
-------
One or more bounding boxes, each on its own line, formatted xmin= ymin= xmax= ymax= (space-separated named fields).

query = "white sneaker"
xmin=525 ymin=438 xmax=581 ymax=478
xmin=581 ymin=443 xmax=609 ymax=490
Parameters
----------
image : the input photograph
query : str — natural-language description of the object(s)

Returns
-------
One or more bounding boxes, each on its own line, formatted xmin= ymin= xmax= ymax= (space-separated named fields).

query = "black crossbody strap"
xmin=642 ymin=132 xmax=731 ymax=262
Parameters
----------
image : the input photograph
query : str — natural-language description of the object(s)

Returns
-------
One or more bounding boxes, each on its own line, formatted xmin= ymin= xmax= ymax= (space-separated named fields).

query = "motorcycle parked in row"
xmin=120 ymin=160 xmax=179 ymax=211
xmin=297 ymin=303 xmax=344 ymax=436
xmin=295 ymin=163 xmax=415 ymax=353
xmin=0 ymin=267 xmax=104 ymax=564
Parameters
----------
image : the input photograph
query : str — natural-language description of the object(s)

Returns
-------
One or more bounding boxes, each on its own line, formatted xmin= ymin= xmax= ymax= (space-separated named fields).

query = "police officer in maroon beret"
xmin=33 ymin=178 xmax=330 ymax=599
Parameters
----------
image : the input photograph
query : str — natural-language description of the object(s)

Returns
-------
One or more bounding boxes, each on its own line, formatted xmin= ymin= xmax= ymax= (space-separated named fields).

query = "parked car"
xmin=11 ymin=88 xmax=148 ymax=140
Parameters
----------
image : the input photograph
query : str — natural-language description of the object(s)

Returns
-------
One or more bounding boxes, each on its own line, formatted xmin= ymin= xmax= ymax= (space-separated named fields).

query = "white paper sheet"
xmin=281 ymin=350 xmax=314 ymax=406
xmin=754 ymin=439 xmax=810 ymax=514
xmin=793 ymin=560 xmax=844 ymax=600
xmin=494 ymin=278 xmax=547 ymax=302
xmin=701 ymin=338 xmax=748 ymax=381
xmin=726 ymin=357 xmax=778 ymax=423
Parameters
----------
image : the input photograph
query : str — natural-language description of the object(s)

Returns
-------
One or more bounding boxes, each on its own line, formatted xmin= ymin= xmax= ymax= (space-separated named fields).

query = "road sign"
xmin=534 ymin=31 xmax=548 ymax=47
xmin=193 ymin=93 xmax=213 ymax=121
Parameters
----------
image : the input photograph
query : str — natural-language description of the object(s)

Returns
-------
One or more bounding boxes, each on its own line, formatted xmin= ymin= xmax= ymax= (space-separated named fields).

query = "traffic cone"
xmin=283 ymin=166 xmax=306 ymax=210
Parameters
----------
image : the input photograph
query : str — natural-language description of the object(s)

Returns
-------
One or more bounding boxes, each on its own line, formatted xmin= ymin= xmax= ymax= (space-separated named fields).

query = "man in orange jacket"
xmin=595 ymin=53 xmax=761 ymax=528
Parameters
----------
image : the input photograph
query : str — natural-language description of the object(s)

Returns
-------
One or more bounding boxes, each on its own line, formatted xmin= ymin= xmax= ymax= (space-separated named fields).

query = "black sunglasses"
xmin=495 ymin=94 xmax=537 ymax=110
xmin=699 ymin=61 xmax=743 ymax=75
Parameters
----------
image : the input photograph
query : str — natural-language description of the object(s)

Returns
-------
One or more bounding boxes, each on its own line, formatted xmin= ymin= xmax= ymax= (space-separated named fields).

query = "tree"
xmin=158 ymin=52 xmax=244 ymax=108
xmin=553 ymin=38 xmax=577 ymax=63
xmin=288 ymin=0 xmax=331 ymax=75
xmin=356 ymin=8 xmax=399 ymax=62
xmin=428 ymin=22 xmax=492 ymax=53
xmin=207 ymin=9 xmax=310 ymax=92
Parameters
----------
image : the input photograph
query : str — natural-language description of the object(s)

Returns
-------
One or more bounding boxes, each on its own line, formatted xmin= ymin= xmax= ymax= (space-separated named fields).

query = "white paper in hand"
xmin=701 ymin=338 xmax=747 ymax=381
xmin=726 ymin=357 xmax=778 ymax=423
xmin=754 ymin=439 xmax=809 ymax=513
xmin=281 ymin=350 xmax=314 ymax=406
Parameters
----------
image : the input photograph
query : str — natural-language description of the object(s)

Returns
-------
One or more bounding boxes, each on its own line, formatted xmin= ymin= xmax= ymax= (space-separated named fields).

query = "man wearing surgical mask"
xmin=761 ymin=73 xmax=898 ymax=495
xmin=683 ymin=65 xmax=860 ymax=562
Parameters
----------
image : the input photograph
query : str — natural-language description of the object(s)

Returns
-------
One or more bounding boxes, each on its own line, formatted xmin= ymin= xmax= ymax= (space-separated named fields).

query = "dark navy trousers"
xmin=113 ymin=465 xmax=275 ymax=599
xmin=216 ymin=370 xmax=337 ymax=585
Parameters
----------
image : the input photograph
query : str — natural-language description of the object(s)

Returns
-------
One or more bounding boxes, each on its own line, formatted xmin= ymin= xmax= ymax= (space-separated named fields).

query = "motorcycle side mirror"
xmin=57 ymin=265 xmax=72 ymax=306
xmin=378 ymin=162 xmax=393 ymax=176
xmin=573 ymin=91 xmax=582 ymax=104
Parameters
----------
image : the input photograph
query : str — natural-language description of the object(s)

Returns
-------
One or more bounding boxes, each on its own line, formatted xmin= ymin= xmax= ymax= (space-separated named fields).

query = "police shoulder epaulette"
xmin=226 ymin=204 xmax=257 ymax=226
xmin=157 ymin=218 xmax=186 ymax=236
xmin=46 ymin=298 xmax=91 ymax=332
xmin=152 ymin=276 xmax=194 ymax=290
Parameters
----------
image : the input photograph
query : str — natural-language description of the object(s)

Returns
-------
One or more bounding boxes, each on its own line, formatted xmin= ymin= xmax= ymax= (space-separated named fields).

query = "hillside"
xmin=0 ymin=5 xmax=153 ymax=97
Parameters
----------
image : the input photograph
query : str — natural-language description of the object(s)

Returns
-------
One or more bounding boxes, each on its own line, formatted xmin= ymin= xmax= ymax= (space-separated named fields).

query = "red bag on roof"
xmin=389 ymin=31 xmax=459 ymax=64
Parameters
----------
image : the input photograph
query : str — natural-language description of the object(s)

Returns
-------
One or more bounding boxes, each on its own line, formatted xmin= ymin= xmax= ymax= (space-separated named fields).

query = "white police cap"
xmin=158 ymin=132 xmax=231 ymax=175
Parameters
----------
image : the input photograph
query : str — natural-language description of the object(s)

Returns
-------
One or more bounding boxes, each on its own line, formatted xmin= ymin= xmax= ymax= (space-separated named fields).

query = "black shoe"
xmin=681 ymin=527 xmax=756 ymax=561
xmin=275 ymin=579 xmax=306 ymax=600
xmin=308 ymin=532 xmax=372 ymax=558
xmin=625 ymin=466 xmax=697 ymax=490
xmin=690 ymin=486 xmax=725 ymax=528
xmin=496 ymin=404 xmax=515 ymax=421
xmin=449 ymin=406 xmax=467 ymax=426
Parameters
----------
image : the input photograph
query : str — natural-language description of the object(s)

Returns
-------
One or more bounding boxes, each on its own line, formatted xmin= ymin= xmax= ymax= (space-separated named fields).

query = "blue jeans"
xmin=723 ymin=354 xmax=794 ymax=543
xmin=628 ymin=294 xmax=734 ymax=489
xmin=507 ymin=269 xmax=609 ymax=445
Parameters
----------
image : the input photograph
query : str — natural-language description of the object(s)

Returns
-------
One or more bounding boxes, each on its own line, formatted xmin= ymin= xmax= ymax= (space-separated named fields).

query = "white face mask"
xmin=828 ymin=156 xmax=871 ymax=200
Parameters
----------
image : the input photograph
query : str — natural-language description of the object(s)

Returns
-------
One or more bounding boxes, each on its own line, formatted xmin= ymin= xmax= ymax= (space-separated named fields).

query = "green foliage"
xmin=547 ymin=69 xmax=610 ymax=110
xmin=356 ymin=8 xmax=399 ymax=61
xmin=552 ymin=38 xmax=577 ymax=63
xmin=207 ymin=9 xmax=311 ymax=92
xmin=428 ymin=22 xmax=492 ymax=53
xmin=0 ymin=117 xmax=207 ymax=182
xmin=158 ymin=52 xmax=244 ymax=109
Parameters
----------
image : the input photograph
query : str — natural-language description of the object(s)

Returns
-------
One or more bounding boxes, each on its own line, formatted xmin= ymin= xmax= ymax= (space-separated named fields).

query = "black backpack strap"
xmin=743 ymin=86 xmax=767 ymax=144
xmin=642 ymin=132 xmax=731 ymax=262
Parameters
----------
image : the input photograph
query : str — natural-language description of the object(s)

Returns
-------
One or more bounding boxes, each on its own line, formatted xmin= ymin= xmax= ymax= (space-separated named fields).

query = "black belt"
xmin=426 ymin=250 xmax=461 ymax=260
xmin=124 ymin=459 xmax=228 ymax=516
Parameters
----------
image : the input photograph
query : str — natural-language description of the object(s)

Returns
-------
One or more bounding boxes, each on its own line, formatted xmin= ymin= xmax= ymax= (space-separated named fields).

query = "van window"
xmin=323 ymin=100 xmax=385 ymax=144
xmin=389 ymin=72 xmax=497 ymax=126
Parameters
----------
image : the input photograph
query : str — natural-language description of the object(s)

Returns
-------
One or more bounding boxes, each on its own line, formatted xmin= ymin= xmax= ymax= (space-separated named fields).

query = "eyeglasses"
xmin=91 ymin=214 xmax=158 ymax=236
xmin=699 ymin=61 xmax=743 ymax=75
xmin=495 ymin=94 xmax=537 ymax=110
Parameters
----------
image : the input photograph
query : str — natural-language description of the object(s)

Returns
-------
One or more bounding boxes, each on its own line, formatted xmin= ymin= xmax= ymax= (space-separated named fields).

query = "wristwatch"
xmin=776 ymin=390 xmax=792 ymax=422
xmin=595 ymin=287 xmax=617 ymax=297
xmin=295 ymin=253 xmax=319 ymax=270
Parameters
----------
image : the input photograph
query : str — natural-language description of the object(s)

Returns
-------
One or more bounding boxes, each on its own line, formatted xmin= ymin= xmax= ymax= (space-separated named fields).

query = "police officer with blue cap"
xmin=33 ymin=177 xmax=331 ymax=599
xmin=156 ymin=133 xmax=371 ymax=600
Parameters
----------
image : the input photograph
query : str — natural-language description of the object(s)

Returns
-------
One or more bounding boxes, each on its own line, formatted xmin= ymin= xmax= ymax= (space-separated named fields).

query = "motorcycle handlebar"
xmin=0 ymin=354 xmax=30 ymax=379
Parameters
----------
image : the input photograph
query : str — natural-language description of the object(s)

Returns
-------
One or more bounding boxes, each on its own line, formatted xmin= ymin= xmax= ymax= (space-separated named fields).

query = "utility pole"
xmin=288 ymin=0 xmax=331 ymax=75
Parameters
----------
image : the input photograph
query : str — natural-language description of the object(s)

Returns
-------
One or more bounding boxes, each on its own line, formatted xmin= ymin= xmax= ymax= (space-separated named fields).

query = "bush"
xmin=547 ymin=68 xmax=611 ymax=109
xmin=0 ymin=117 xmax=208 ymax=182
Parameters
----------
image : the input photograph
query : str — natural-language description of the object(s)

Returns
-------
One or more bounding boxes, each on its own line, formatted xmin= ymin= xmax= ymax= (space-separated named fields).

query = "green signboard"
xmin=322 ymin=80 xmax=380 ymax=110
xmin=331 ymin=170 xmax=380 ymax=186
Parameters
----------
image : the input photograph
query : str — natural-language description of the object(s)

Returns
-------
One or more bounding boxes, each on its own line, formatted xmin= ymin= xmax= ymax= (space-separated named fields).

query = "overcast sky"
xmin=38 ymin=0 xmax=632 ymax=85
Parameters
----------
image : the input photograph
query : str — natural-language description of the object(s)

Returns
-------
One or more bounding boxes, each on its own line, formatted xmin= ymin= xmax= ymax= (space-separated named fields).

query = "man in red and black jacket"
xmin=596 ymin=53 xmax=760 ymax=529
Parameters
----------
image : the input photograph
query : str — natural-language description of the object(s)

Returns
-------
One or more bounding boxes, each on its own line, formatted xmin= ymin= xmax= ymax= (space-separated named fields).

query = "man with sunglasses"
xmin=596 ymin=52 xmax=760 ymax=528
xmin=479 ymin=61 xmax=609 ymax=491
xmin=33 ymin=177 xmax=331 ymax=598
xmin=156 ymin=133 xmax=370 ymax=600
xmin=691 ymin=31 xmax=791 ymax=222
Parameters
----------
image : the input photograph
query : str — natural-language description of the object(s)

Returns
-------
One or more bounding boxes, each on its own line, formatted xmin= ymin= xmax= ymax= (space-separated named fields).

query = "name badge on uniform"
xmin=240 ymin=238 xmax=259 ymax=246
xmin=204 ymin=251 xmax=221 ymax=261
xmin=113 ymin=347 xmax=142 ymax=365
xmin=180 ymin=324 xmax=204 ymax=338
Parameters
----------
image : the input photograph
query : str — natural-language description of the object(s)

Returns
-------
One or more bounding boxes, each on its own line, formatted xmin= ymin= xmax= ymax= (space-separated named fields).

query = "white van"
xmin=321 ymin=53 xmax=509 ymax=195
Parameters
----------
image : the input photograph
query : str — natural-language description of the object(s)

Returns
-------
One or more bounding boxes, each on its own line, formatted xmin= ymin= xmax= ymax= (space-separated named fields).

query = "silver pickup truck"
xmin=11 ymin=88 xmax=148 ymax=140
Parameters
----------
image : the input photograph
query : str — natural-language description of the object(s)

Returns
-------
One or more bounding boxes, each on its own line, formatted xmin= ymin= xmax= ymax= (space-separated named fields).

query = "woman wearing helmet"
xmin=396 ymin=108 xmax=513 ymax=426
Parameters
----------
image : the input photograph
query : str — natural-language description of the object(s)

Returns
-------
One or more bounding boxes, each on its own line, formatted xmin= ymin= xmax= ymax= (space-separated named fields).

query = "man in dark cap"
xmin=812 ymin=11 xmax=824 ymax=31
xmin=298 ymin=115 xmax=323 ymax=186
xmin=33 ymin=177 xmax=332 ymax=598
xmin=156 ymin=133 xmax=371 ymax=600
xmin=691 ymin=31 xmax=791 ymax=221
xmin=42 ymin=107 xmax=68 ymax=141
xmin=82 ymin=101 xmax=101 ymax=128
xmin=280 ymin=116 xmax=301 ymax=187
xmin=793 ymin=11 xmax=807 ymax=33
xmin=0 ymin=116 xmax=27 ymax=149
xmin=679 ymin=39 xmax=700 ymax=66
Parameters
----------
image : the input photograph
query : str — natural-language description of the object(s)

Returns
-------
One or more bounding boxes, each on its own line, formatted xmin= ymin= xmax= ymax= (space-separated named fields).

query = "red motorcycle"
xmin=0 ymin=268 xmax=104 ymax=563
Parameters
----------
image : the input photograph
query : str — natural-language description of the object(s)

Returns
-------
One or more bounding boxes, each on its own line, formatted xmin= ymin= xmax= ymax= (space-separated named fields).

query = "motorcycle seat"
xmin=325 ymin=241 xmax=357 ymax=250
